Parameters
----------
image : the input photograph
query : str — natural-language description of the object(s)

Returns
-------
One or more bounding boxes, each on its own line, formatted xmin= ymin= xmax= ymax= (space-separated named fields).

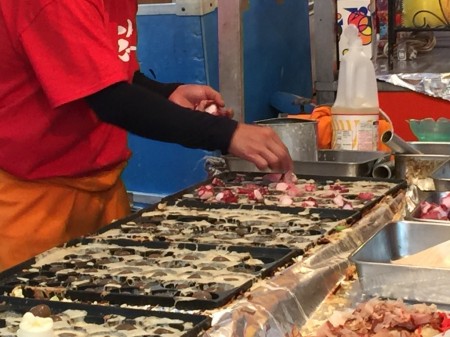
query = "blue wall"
xmin=122 ymin=1 xmax=312 ymax=196
xmin=123 ymin=11 xmax=218 ymax=197
xmin=242 ymin=0 xmax=312 ymax=122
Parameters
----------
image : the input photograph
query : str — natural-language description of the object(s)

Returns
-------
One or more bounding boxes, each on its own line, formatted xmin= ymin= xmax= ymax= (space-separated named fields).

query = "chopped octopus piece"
xmin=300 ymin=197 xmax=318 ymax=208
xmin=333 ymin=194 xmax=345 ymax=207
xmin=287 ymin=185 xmax=303 ymax=197
xmin=304 ymin=183 xmax=317 ymax=192
xmin=301 ymin=200 xmax=318 ymax=208
xmin=262 ymin=173 xmax=283 ymax=182
xmin=420 ymin=201 xmax=433 ymax=215
xmin=250 ymin=189 xmax=264 ymax=201
xmin=197 ymin=185 xmax=214 ymax=200
xmin=276 ymin=182 xmax=289 ymax=191
xmin=319 ymin=192 xmax=336 ymax=199
xmin=215 ymin=189 xmax=238 ymax=203
xmin=419 ymin=200 xmax=449 ymax=220
xmin=282 ymin=171 xmax=298 ymax=183
xmin=342 ymin=202 xmax=353 ymax=210
xmin=204 ymin=103 xmax=219 ymax=115
xmin=358 ymin=192 xmax=374 ymax=201
xmin=441 ymin=193 xmax=450 ymax=208
xmin=279 ymin=195 xmax=293 ymax=206
xmin=211 ymin=177 xmax=225 ymax=187
xmin=329 ymin=183 xmax=349 ymax=193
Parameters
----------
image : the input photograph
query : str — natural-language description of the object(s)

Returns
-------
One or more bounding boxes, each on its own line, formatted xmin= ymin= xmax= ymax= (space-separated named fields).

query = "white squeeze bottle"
xmin=331 ymin=24 xmax=379 ymax=151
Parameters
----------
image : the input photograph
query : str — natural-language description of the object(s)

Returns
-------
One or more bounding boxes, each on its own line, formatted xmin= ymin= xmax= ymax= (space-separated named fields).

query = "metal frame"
xmin=137 ymin=0 xmax=217 ymax=16
xmin=217 ymin=0 xmax=245 ymax=121
xmin=312 ymin=0 xmax=338 ymax=105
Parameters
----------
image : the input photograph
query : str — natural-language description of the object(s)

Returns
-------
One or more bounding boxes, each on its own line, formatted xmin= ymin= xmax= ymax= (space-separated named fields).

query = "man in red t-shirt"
xmin=0 ymin=0 xmax=292 ymax=270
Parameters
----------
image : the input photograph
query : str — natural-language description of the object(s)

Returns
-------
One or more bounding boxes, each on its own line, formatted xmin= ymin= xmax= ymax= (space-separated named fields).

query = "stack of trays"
xmin=0 ymin=296 xmax=210 ymax=337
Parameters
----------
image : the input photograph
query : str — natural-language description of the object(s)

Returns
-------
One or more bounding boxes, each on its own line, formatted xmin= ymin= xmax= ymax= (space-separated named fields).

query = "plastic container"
xmin=408 ymin=118 xmax=450 ymax=142
xmin=331 ymin=24 xmax=379 ymax=151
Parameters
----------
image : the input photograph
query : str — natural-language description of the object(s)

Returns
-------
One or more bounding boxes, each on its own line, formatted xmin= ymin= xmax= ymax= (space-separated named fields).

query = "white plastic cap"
xmin=344 ymin=24 xmax=362 ymax=49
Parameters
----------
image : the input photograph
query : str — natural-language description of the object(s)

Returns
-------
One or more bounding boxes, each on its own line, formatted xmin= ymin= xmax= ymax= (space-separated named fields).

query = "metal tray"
xmin=350 ymin=220 xmax=450 ymax=305
xmin=0 ymin=296 xmax=211 ymax=337
xmin=0 ymin=239 xmax=299 ymax=310
xmin=431 ymin=159 xmax=450 ymax=191
xmin=224 ymin=150 xmax=389 ymax=177
xmin=394 ymin=142 xmax=450 ymax=183
xmin=409 ymin=191 xmax=450 ymax=223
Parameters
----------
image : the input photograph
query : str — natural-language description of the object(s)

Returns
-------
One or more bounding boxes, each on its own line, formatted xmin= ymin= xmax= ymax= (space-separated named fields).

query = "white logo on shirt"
xmin=118 ymin=19 xmax=136 ymax=62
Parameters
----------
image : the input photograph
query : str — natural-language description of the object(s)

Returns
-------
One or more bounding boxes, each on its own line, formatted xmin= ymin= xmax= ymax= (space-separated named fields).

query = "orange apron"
xmin=0 ymin=163 xmax=131 ymax=271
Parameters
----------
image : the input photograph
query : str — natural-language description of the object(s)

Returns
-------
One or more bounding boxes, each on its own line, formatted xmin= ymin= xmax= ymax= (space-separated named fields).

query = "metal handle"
xmin=381 ymin=130 xmax=422 ymax=154
xmin=372 ymin=160 xmax=395 ymax=179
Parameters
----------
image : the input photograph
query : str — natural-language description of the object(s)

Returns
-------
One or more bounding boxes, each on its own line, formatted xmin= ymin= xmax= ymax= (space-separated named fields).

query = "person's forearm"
xmin=85 ymin=82 xmax=238 ymax=153
xmin=132 ymin=71 xmax=181 ymax=98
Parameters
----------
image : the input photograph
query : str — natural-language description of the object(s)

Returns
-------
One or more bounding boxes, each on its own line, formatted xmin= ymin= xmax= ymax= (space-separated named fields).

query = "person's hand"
xmin=169 ymin=84 xmax=233 ymax=118
xmin=228 ymin=123 xmax=293 ymax=172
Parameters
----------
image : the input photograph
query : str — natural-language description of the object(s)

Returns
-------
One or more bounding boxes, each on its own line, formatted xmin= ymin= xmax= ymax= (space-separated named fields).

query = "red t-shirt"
xmin=0 ymin=0 xmax=139 ymax=179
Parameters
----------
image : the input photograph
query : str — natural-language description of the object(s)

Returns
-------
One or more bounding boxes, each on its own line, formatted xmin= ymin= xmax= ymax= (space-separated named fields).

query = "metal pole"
xmin=313 ymin=0 xmax=338 ymax=105
xmin=218 ymin=0 xmax=245 ymax=122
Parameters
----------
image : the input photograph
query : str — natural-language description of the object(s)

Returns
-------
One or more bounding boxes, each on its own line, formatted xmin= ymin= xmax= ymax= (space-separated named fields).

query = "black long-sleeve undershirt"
xmin=85 ymin=76 xmax=238 ymax=154
xmin=132 ymin=71 xmax=181 ymax=98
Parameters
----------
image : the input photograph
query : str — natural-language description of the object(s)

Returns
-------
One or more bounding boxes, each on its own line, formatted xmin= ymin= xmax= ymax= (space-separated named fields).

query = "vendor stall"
xmin=2 ymin=1 xmax=450 ymax=337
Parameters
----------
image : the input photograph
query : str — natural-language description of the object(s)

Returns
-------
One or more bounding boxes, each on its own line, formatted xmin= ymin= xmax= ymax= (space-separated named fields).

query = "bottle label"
xmin=331 ymin=114 xmax=379 ymax=151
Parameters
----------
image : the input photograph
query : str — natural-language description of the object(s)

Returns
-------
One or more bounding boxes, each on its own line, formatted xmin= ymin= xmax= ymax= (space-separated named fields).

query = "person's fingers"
xmin=228 ymin=124 xmax=293 ymax=172
xmin=203 ymin=87 xmax=225 ymax=106
xmin=260 ymin=146 xmax=291 ymax=172
xmin=265 ymin=133 xmax=293 ymax=171
xmin=246 ymin=153 xmax=269 ymax=171
xmin=222 ymin=107 xmax=234 ymax=118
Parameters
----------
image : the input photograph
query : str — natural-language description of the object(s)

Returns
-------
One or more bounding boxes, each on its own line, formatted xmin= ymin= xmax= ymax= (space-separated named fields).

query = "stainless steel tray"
xmin=394 ymin=142 xmax=450 ymax=190
xmin=409 ymin=191 xmax=450 ymax=223
xmin=431 ymin=159 xmax=450 ymax=191
xmin=394 ymin=142 xmax=450 ymax=178
xmin=350 ymin=220 xmax=450 ymax=304
xmin=224 ymin=150 xmax=389 ymax=177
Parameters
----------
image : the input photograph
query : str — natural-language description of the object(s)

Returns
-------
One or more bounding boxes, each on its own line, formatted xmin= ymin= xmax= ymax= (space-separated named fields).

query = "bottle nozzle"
xmin=344 ymin=24 xmax=362 ymax=48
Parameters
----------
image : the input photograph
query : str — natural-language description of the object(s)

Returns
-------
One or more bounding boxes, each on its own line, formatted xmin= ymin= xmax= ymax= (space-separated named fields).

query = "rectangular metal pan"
xmin=0 ymin=296 xmax=211 ymax=337
xmin=350 ymin=220 xmax=450 ymax=305
xmin=409 ymin=191 xmax=450 ymax=223
xmin=431 ymin=159 xmax=450 ymax=191
xmin=92 ymin=201 xmax=355 ymax=252
xmin=0 ymin=239 xmax=299 ymax=310
xmin=224 ymin=150 xmax=389 ymax=177
xmin=394 ymin=142 xmax=450 ymax=190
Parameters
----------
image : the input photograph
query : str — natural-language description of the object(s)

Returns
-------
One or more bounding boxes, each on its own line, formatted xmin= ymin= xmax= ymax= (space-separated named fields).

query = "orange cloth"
xmin=290 ymin=105 xmax=392 ymax=152
xmin=0 ymin=163 xmax=131 ymax=271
